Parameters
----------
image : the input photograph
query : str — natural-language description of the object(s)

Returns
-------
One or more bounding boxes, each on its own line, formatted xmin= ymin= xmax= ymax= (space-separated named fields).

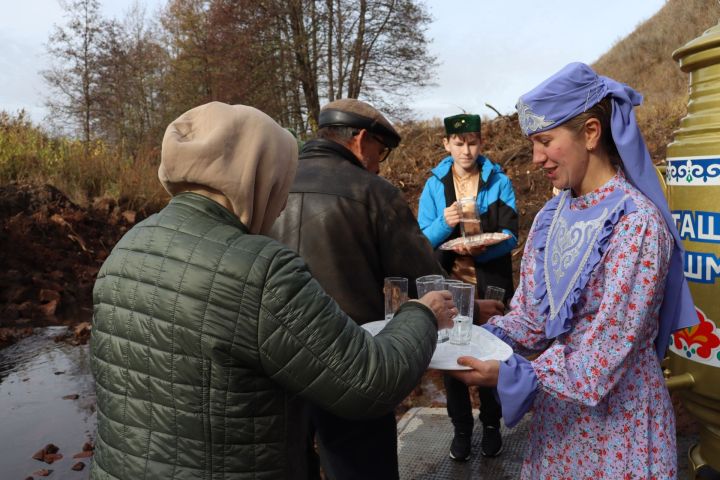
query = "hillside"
xmin=593 ymin=0 xmax=718 ymax=162
xmin=593 ymin=0 xmax=718 ymax=105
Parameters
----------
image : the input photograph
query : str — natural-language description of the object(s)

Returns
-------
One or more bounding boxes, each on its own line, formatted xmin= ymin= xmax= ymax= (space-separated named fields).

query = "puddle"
xmin=0 ymin=327 xmax=95 ymax=479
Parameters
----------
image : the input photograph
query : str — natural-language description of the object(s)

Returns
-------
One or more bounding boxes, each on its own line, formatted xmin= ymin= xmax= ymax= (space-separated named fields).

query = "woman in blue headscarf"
xmin=451 ymin=62 xmax=697 ymax=479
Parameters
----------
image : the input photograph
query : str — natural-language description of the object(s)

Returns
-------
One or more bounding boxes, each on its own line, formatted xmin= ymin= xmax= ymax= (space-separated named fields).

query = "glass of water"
xmin=448 ymin=283 xmax=475 ymax=345
xmin=415 ymin=275 xmax=451 ymax=342
xmin=437 ymin=279 xmax=463 ymax=342
xmin=384 ymin=277 xmax=408 ymax=321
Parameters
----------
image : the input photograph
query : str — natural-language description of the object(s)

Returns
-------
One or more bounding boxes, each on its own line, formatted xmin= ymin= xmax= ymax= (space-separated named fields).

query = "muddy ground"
xmin=0 ymin=183 xmax=147 ymax=347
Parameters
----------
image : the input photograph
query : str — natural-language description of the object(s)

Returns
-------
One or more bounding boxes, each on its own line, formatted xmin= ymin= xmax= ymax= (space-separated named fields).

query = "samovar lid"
xmin=672 ymin=19 xmax=720 ymax=71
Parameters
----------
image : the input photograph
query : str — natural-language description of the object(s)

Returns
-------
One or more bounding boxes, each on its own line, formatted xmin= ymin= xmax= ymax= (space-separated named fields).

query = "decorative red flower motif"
xmin=673 ymin=308 xmax=720 ymax=359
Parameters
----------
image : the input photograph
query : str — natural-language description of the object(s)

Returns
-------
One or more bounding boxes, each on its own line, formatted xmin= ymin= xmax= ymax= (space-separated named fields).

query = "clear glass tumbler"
xmin=484 ymin=285 xmax=506 ymax=302
xmin=416 ymin=274 xmax=445 ymax=298
xmin=383 ymin=277 xmax=408 ymax=321
xmin=448 ymin=282 xmax=475 ymax=345
xmin=456 ymin=196 xmax=482 ymax=237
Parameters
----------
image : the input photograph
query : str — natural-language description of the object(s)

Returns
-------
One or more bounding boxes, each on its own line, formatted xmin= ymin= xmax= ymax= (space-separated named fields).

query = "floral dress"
xmin=486 ymin=172 xmax=677 ymax=479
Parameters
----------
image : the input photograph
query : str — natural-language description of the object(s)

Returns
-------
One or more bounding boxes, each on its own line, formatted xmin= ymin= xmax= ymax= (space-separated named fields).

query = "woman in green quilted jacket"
xmin=89 ymin=101 xmax=456 ymax=480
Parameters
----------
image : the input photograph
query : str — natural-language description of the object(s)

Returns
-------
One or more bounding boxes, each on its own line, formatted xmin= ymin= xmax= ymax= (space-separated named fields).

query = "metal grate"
xmin=397 ymin=407 xmax=701 ymax=479
xmin=397 ymin=408 xmax=526 ymax=479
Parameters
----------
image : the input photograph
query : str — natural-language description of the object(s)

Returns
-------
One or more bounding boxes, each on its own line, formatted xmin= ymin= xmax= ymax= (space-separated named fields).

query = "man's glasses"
xmin=351 ymin=129 xmax=393 ymax=163
xmin=368 ymin=133 xmax=393 ymax=163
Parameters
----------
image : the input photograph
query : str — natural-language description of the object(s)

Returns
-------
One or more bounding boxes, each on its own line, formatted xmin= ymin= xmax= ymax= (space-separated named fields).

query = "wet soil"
xmin=0 ymin=183 xmax=147 ymax=347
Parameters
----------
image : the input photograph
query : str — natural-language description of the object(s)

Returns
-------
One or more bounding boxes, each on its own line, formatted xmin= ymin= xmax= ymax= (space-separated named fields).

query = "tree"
xmin=254 ymin=0 xmax=437 ymax=129
xmin=323 ymin=0 xmax=437 ymax=119
xmin=42 ymin=0 xmax=436 ymax=152
xmin=159 ymin=0 xmax=436 ymax=133
xmin=43 ymin=0 xmax=105 ymax=150
xmin=159 ymin=0 xmax=218 ymax=120
xmin=206 ymin=0 xmax=291 ymax=122
xmin=93 ymin=4 xmax=170 ymax=157
xmin=291 ymin=0 xmax=437 ymax=122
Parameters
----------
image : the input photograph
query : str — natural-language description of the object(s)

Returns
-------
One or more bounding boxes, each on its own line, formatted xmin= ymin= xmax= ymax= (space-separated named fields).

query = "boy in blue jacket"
xmin=418 ymin=113 xmax=519 ymax=461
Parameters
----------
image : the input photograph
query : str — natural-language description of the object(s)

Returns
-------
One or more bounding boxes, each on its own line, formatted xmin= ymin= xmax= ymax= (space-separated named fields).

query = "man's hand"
xmin=415 ymin=290 xmax=457 ymax=330
xmin=474 ymin=299 xmax=504 ymax=324
xmin=443 ymin=202 xmax=461 ymax=228
xmin=448 ymin=357 xmax=500 ymax=387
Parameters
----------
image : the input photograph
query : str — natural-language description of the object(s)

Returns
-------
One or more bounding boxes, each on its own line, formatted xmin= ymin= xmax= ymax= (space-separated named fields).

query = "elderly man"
xmin=270 ymin=99 xmax=448 ymax=480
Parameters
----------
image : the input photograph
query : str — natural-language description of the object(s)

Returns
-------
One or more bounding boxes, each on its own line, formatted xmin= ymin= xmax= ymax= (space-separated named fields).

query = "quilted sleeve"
xmin=256 ymin=245 xmax=438 ymax=419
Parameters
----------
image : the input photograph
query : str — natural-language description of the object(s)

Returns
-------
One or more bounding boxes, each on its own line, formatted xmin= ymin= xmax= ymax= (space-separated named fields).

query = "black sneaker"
xmin=480 ymin=425 xmax=503 ymax=457
xmin=449 ymin=430 xmax=472 ymax=461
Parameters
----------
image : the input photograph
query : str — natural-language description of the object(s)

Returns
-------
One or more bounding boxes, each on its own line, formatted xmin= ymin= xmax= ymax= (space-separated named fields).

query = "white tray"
xmin=361 ymin=320 xmax=512 ymax=370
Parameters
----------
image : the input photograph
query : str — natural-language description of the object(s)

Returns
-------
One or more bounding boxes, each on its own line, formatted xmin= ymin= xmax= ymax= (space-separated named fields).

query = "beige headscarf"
xmin=159 ymin=102 xmax=298 ymax=234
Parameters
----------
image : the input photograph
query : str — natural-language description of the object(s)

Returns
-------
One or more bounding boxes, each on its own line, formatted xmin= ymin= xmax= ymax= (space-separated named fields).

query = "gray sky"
xmin=0 ymin=0 xmax=668 ymax=124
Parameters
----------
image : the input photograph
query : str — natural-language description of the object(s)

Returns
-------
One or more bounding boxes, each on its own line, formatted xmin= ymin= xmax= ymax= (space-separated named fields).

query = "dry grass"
xmin=593 ymin=0 xmax=716 ymax=104
xmin=0 ymin=111 xmax=167 ymax=212
xmin=380 ymin=119 xmax=445 ymax=209
xmin=636 ymin=96 xmax=689 ymax=163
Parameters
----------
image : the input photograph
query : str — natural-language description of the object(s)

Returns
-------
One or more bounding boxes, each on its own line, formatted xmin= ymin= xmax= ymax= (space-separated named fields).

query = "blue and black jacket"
xmin=418 ymin=155 xmax=519 ymax=301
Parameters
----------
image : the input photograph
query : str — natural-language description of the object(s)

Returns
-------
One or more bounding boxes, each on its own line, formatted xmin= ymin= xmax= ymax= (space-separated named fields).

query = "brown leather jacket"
xmin=270 ymin=139 xmax=444 ymax=325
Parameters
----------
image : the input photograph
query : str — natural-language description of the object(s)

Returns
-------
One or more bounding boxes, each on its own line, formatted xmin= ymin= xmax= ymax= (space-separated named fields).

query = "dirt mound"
xmin=0 ymin=183 xmax=145 ymax=346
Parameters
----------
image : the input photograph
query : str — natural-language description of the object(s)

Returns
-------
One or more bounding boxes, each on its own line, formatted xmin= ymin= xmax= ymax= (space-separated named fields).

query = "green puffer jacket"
xmin=90 ymin=193 xmax=438 ymax=480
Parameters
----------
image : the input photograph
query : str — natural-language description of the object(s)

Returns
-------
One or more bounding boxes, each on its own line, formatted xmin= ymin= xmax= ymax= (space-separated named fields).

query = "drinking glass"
xmin=384 ymin=277 xmax=408 ymax=320
xmin=443 ymin=278 xmax=463 ymax=288
xmin=416 ymin=274 xmax=445 ymax=298
xmin=435 ymin=279 xmax=462 ymax=343
xmin=484 ymin=286 xmax=506 ymax=302
xmin=448 ymin=283 xmax=475 ymax=345
xmin=456 ymin=197 xmax=482 ymax=237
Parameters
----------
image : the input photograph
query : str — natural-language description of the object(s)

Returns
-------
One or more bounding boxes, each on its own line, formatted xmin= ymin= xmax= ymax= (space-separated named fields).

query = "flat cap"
xmin=319 ymin=98 xmax=401 ymax=148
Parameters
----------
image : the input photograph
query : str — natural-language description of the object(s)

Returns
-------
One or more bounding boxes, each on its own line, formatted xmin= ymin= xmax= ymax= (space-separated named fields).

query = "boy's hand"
xmin=474 ymin=299 xmax=504 ymax=324
xmin=444 ymin=202 xmax=461 ymax=227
